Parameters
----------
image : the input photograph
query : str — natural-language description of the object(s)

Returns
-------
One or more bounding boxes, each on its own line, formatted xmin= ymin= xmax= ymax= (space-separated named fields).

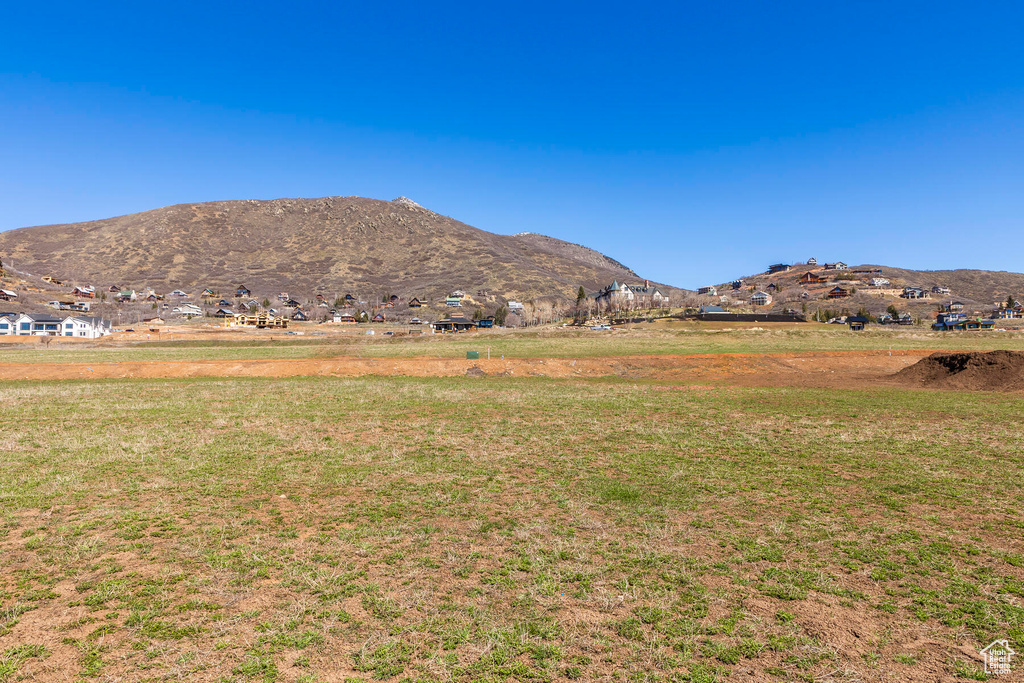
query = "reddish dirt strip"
xmin=0 ymin=350 xmax=942 ymax=389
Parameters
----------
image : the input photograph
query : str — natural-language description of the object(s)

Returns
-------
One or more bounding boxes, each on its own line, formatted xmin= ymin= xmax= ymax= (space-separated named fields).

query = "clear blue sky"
xmin=2 ymin=1 xmax=1022 ymax=288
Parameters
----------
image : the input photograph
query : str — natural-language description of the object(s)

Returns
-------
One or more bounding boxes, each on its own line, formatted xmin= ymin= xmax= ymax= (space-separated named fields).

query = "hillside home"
xmin=750 ymin=291 xmax=772 ymax=306
xmin=0 ymin=314 xmax=14 ymax=335
xmin=932 ymin=285 xmax=951 ymax=296
xmin=277 ymin=292 xmax=289 ymax=301
xmin=625 ymin=281 xmax=669 ymax=306
xmin=176 ymin=304 xmax=203 ymax=316
xmin=450 ymin=290 xmax=465 ymax=298
xmin=315 ymin=294 xmax=326 ymax=304
xmin=333 ymin=312 xmax=356 ymax=324
xmin=477 ymin=317 xmax=495 ymax=329
xmin=901 ymin=287 xmax=928 ymax=299
xmin=0 ymin=289 xmax=17 ymax=301
xmin=117 ymin=290 xmax=137 ymax=303
xmin=292 ymin=309 xmax=308 ymax=321
xmin=823 ymin=262 xmax=848 ymax=270
xmin=389 ymin=295 xmax=400 ymax=303
xmin=236 ymin=285 xmax=251 ymax=297
xmin=213 ymin=308 xmax=234 ymax=317
xmin=948 ymin=301 xmax=965 ymax=313
xmin=229 ymin=312 xmax=287 ymax=328
xmin=877 ymin=313 xmax=894 ymax=324
xmin=445 ymin=296 xmax=463 ymax=307
xmin=344 ymin=294 xmax=356 ymax=304
xmin=827 ymin=286 xmax=850 ymax=299
xmin=218 ymin=299 xmax=233 ymax=307
xmin=408 ymin=297 xmax=425 ymax=308
xmin=201 ymin=288 xmax=216 ymax=297
xmin=48 ymin=300 xmax=91 ymax=312
xmin=284 ymin=298 xmax=302 ymax=307
xmin=409 ymin=317 xmax=423 ymax=325
xmin=243 ymin=299 xmax=261 ymax=309
xmin=170 ymin=289 xmax=188 ymax=297
xmin=731 ymin=280 xmax=743 ymax=290
xmin=767 ymin=264 xmax=791 ymax=274
xmin=108 ymin=285 xmax=121 ymax=292
xmin=899 ymin=313 xmax=914 ymax=325
xmin=507 ymin=301 xmax=525 ymax=315
xmin=798 ymin=272 xmax=827 ymax=285
xmin=870 ymin=278 xmax=890 ymax=287
xmin=697 ymin=286 xmax=717 ymax=296
xmin=72 ymin=286 xmax=96 ymax=298
xmin=807 ymin=257 xmax=817 ymax=265
xmin=372 ymin=312 xmax=386 ymax=322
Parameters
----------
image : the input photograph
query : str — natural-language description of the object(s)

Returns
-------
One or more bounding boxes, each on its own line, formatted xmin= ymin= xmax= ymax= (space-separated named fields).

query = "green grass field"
xmin=1 ymin=374 xmax=1021 ymax=681
xmin=1 ymin=325 xmax=1024 ymax=364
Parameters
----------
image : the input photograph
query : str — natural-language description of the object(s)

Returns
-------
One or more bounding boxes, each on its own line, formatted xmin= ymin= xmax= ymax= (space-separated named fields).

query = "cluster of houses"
xmin=0 ymin=312 xmax=112 ymax=338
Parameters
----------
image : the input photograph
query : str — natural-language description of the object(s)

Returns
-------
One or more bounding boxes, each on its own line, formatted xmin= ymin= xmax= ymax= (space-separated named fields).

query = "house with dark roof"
xmin=235 ymin=285 xmax=251 ymax=297
xmin=431 ymin=316 xmax=477 ymax=332
xmin=827 ymin=286 xmax=850 ymax=299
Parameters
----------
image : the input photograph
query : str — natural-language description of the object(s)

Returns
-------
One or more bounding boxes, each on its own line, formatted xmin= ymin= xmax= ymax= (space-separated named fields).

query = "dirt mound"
xmin=894 ymin=350 xmax=1024 ymax=391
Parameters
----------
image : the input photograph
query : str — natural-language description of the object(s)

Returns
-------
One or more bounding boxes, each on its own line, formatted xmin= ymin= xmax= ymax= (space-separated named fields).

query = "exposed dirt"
xmin=894 ymin=350 xmax=1024 ymax=391
xmin=0 ymin=349 xmax=940 ymax=389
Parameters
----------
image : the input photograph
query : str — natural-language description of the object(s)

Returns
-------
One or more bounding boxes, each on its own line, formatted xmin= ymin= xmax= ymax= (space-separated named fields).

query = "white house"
xmin=0 ymin=289 xmax=18 ymax=301
xmin=14 ymin=313 xmax=64 ymax=335
xmin=61 ymin=316 xmax=113 ymax=338
xmin=750 ymin=291 xmax=773 ymax=306
xmin=870 ymin=278 xmax=890 ymax=287
xmin=0 ymin=314 xmax=15 ymax=335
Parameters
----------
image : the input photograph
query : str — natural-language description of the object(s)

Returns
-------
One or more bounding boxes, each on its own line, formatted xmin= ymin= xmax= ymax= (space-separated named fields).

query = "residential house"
xmin=507 ymin=301 xmax=525 ymax=315
xmin=807 ymin=257 xmax=817 ymax=265
xmin=108 ymin=285 xmax=121 ymax=293
xmin=827 ymin=286 xmax=850 ymax=299
xmin=697 ymin=286 xmax=717 ymax=296
xmin=0 ymin=289 xmax=18 ymax=301
xmin=218 ymin=299 xmax=234 ymax=307
xmin=798 ymin=272 xmax=827 ymax=285
xmin=624 ymin=281 xmax=669 ymax=306
xmin=877 ymin=313 xmax=894 ymax=325
xmin=450 ymin=289 xmax=466 ymax=299
xmin=14 ymin=313 xmax=64 ymax=335
xmin=201 ymin=288 xmax=216 ymax=298
xmin=901 ymin=287 xmax=928 ymax=299
xmin=767 ymin=263 xmax=791 ymax=274
xmin=409 ymin=317 xmax=423 ymax=325
xmin=931 ymin=285 xmax=951 ymax=296
xmin=445 ymin=296 xmax=463 ymax=307
xmin=277 ymin=292 xmax=289 ymax=301
xmin=389 ymin=295 xmax=400 ymax=304
xmin=430 ymin=316 xmax=477 ymax=333
xmin=870 ymin=278 xmax=890 ymax=287
xmin=117 ymin=290 xmax=137 ymax=303
xmin=170 ymin=289 xmax=188 ymax=297
xmin=948 ymin=301 xmax=965 ymax=313
xmin=372 ymin=312 xmax=386 ymax=323
xmin=176 ymin=303 xmax=203 ymax=317
xmin=229 ymin=312 xmax=288 ymax=328
xmin=898 ymin=313 xmax=914 ymax=325
xmin=292 ymin=309 xmax=308 ymax=321
xmin=243 ymin=299 xmax=261 ymax=310
xmin=344 ymin=294 xmax=356 ymax=305
xmin=72 ymin=286 xmax=96 ymax=298
xmin=408 ymin=297 xmax=425 ymax=308
xmin=315 ymin=294 xmax=326 ymax=304
xmin=284 ymin=298 xmax=302 ymax=308
xmin=333 ymin=312 xmax=356 ymax=324
xmin=750 ymin=291 xmax=772 ymax=306
xmin=731 ymin=280 xmax=743 ymax=290
xmin=823 ymin=262 xmax=848 ymax=270
xmin=48 ymin=300 xmax=91 ymax=312
xmin=699 ymin=305 xmax=726 ymax=314
xmin=213 ymin=308 xmax=235 ymax=318
xmin=236 ymin=285 xmax=251 ymax=298
xmin=0 ymin=313 xmax=17 ymax=335
xmin=476 ymin=316 xmax=495 ymax=329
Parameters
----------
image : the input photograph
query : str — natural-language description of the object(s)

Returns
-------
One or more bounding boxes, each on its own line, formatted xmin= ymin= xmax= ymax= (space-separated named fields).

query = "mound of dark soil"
xmin=894 ymin=350 xmax=1024 ymax=391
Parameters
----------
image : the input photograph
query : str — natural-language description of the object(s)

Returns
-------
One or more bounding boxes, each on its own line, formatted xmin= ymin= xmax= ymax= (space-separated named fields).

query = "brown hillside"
xmin=0 ymin=196 xmax=650 ymax=303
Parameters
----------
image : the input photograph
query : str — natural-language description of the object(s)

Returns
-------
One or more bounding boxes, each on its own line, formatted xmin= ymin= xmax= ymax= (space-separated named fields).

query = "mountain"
xmin=0 ymin=196 xmax=654 ymax=305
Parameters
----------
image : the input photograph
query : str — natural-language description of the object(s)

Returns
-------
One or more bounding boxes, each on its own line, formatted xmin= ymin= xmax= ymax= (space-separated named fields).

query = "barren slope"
xmin=0 ymin=196 xmax=648 ymax=302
